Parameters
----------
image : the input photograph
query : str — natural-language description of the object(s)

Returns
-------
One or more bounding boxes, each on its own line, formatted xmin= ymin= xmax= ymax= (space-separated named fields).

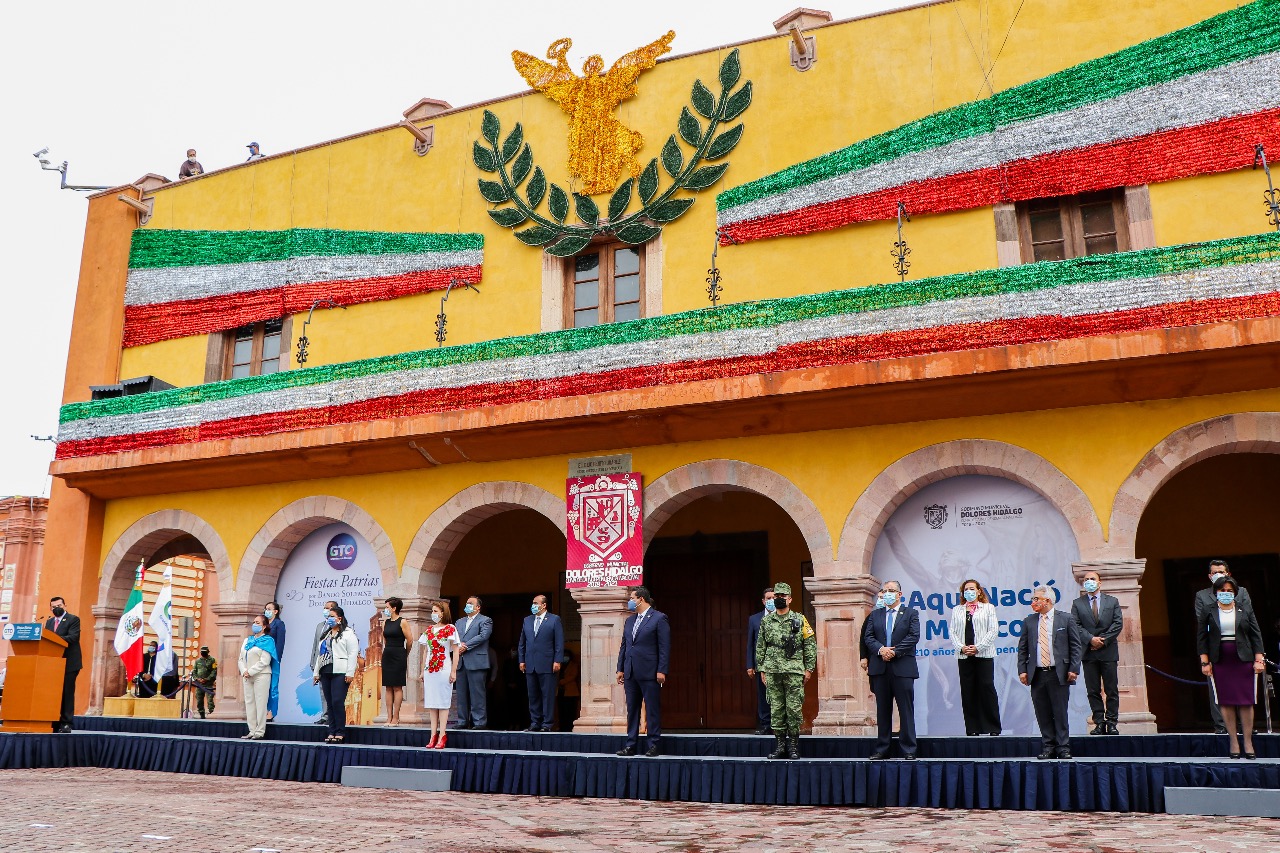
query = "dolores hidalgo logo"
xmin=326 ymin=533 xmax=358 ymax=570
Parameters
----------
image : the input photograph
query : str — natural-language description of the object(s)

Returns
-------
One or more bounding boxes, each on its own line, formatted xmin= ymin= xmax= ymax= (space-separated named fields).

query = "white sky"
xmin=0 ymin=0 xmax=911 ymax=497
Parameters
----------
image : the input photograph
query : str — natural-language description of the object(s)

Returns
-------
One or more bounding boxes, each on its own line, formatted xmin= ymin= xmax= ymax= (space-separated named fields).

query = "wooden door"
xmin=644 ymin=534 xmax=767 ymax=730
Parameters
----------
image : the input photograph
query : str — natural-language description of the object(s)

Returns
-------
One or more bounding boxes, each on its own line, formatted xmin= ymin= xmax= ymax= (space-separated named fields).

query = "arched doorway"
xmin=1134 ymin=453 xmax=1280 ymax=731
xmin=643 ymin=460 xmax=828 ymax=731
xmin=92 ymin=510 xmax=232 ymax=715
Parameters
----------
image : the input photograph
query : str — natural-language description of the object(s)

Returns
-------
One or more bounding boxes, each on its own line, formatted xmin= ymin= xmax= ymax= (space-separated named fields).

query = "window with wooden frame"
xmin=204 ymin=317 xmax=290 ymax=382
xmin=1016 ymin=189 xmax=1131 ymax=264
xmin=565 ymin=242 xmax=644 ymax=328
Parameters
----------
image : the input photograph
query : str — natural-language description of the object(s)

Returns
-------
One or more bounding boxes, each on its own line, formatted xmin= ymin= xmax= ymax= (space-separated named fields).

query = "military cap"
xmin=773 ymin=582 xmax=792 ymax=596
xmin=199 ymin=646 xmax=210 ymax=652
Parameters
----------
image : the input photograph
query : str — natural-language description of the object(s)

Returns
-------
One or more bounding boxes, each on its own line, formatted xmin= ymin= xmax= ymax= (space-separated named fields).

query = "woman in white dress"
xmin=418 ymin=599 xmax=461 ymax=749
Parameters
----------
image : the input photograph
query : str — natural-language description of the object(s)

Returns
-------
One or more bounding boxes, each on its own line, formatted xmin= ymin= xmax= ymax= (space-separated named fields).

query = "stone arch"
xmin=837 ymin=439 xmax=1107 ymax=574
xmin=643 ymin=459 xmax=833 ymax=565
xmin=1108 ymin=412 xmax=1280 ymax=558
xmin=237 ymin=496 xmax=399 ymax=602
xmin=91 ymin=509 xmax=233 ymax=714
xmin=401 ymin=481 xmax=566 ymax=597
xmin=99 ymin=509 xmax=233 ymax=607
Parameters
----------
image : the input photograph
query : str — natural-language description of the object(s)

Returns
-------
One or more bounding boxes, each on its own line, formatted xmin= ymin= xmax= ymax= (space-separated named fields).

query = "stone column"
xmin=87 ymin=604 xmax=125 ymax=715
xmin=209 ymin=602 xmax=260 ymax=721
xmin=1072 ymin=559 xmax=1158 ymax=733
xmin=570 ymin=587 xmax=630 ymax=732
xmin=806 ymin=572 xmax=882 ymax=735
xmin=393 ymin=596 xmax=437 ymax=726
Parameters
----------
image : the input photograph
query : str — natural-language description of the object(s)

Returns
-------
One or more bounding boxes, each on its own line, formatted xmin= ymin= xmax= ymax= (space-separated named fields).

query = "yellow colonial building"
xmin=42 ymin=0 xmax=1280 ymax=734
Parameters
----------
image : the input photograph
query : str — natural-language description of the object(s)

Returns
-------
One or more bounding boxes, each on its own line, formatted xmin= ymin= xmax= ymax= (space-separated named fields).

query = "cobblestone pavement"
xmin=2 ymin=768 xmax=1278 ymax=852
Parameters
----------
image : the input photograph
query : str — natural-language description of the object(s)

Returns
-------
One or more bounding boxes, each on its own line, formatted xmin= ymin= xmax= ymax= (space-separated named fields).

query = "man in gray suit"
xmin=1194 ymin=560 xmax=1251 ymax=734
xmin=455 ymin=595 xmax=494 ymax=729
xmin=1071 ymin=569 xmax=1123 ymax=735
xmin=309 ymin=600 xmax=338 ymax=725
xmin=1018 ymin=587 xmax=1083 ymax=759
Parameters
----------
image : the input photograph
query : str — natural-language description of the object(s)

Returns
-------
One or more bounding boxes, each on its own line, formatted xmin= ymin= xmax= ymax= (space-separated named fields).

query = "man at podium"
xmin=45 ymin=596 xmax=82 ymax=733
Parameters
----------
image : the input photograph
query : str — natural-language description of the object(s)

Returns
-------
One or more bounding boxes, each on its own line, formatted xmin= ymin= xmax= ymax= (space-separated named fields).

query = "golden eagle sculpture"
xmin=513 ymin=31 xmax=676 ymax=196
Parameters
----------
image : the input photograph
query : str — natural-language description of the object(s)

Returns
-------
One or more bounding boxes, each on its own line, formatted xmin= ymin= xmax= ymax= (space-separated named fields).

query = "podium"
xmin=0 ymin=622 xmax=68 ymax=733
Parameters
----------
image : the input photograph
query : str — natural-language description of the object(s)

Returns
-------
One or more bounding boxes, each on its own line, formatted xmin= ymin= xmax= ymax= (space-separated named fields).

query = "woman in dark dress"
xmin=381 ymin=597 xmax=411 ymax=726
xmin=1198 ymin=576 xmax=1266 ymax=759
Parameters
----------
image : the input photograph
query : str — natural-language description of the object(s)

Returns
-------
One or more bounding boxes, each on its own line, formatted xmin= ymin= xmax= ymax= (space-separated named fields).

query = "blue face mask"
xmin=251 ymin=623 xmax=263 ymax=634
xmin=963 ymin=589 xmax=978 ymax=603
xmin=1217 ymin=591 xmax=1235 ymax=605
xmin=382 ymin=608 xmax=392 ymax=619
xmin=464 ymin=604 xmax=475 ymax=615
xmin=874 ymin=594 xmax=885 ymax=608
xmin=325 ymin=616 xmax=336 ymax=627
xmin=764 ymin=598 xmax=776 ymax=613
xmin=264 ymin=608 xmax=273 ymax=618
xmin=531 ymin=604 xmax=541 ymax=615
xmin=627 ymin=598 xmax=638 ymax=611
xmin=1083 ymin=579 xmax=1099 ymax=594
xmin=882 ymin=591 xmax=898 ymax=607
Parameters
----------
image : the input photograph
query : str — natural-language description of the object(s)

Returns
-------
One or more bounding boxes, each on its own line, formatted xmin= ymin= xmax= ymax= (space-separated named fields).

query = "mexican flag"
xmin=113 ymin=564 xmax=146 ymax=680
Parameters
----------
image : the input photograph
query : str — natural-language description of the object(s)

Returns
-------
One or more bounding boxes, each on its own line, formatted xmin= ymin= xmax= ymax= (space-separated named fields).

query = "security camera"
xmin=33 ymin=147 xmax=49 ymax=158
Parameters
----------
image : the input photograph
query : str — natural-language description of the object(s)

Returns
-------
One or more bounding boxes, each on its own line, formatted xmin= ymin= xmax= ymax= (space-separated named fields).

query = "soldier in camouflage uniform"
xmin=191 ymin=645 xmax=218 ymax=718
xmin=755 ymin=582 xmax=816 ymax=760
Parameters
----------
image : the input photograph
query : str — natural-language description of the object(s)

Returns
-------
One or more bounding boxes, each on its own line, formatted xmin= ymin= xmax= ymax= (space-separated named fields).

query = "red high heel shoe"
xmin=433 ymin=733 xmax=447 ymax=750
xmin=425 ymin=734 xmax=437 ymax=749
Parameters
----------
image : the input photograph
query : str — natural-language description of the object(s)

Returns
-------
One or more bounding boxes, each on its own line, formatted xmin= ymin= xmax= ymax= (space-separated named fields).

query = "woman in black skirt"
xmin=1198 ymin=576 xmax=1265 ymax=759
xmin=381 ymin=597 xmax=412 ymax=726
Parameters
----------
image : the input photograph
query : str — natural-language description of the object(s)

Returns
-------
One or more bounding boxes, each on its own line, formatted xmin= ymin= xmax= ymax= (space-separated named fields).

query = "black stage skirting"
xmin=0 ymin=719 xmax=1272 ymax=811
xmin=68 ymin=716 xmax=1280 ymax=759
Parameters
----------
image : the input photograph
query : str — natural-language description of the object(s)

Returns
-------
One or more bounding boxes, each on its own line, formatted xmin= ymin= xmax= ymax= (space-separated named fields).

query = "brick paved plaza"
xmin=1 ymin=768 xmax=1278 ymax=852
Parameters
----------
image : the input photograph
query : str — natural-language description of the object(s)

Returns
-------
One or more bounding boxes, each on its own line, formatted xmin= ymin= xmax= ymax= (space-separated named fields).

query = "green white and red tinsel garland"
xmin=57 ymin=231 xmax=1280 ymax=459
xmin=716 ymin=0 xmax=1280 ymax=243
xmin=123 ymin=228 xmax=484 ymax=347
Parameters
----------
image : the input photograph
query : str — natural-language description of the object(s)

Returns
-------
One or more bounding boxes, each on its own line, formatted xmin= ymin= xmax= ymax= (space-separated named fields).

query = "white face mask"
xmin=431 ymin=612 xmax=442 ymax=624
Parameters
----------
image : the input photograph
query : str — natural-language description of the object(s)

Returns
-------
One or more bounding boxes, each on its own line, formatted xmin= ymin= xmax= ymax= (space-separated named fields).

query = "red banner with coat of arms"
xmin=565 ymin=473 xmax=643 ymax=589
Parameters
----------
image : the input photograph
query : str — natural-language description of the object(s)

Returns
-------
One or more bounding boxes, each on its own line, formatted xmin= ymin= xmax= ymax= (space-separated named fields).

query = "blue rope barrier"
xmin=1143 ymin=664 xmax=1209 ymax=687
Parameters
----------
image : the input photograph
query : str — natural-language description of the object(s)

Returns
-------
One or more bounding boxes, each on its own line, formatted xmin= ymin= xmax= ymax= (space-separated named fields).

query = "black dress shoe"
xmin=1037 ymin=750 xmax=1054 ymax=760
xmin=1106 ymin=724 xmax=1120 ymax=735
xmin=525 ymin=726 xmax=540 ymax=732
xmin=902 ymin=752 xmax=916 ymax=760
xmin=644 ymin=745 xmax=661 ymax=758
xmin=1056 ymin=749 xmax=1073 ymax=759
xmin=754 ymin=727 xmax=771 ymax=736
xmin=540 ymin=727 xmax=553 ymax=732
xmin=1245 ymin=752 xmax=1257 ymax=760
xmin=616 ymin=746 xmax=636 ymax=756
xmin=1214 ymin=726 xmax=1228 ymax=735
xmin=868 ymin=751 xmax=888 ymax=761
xmin=1090 ymin=725 xmax=1106 ymax=735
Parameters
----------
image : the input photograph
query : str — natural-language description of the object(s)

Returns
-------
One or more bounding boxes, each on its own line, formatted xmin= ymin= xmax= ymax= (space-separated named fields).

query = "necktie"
xmin=534 ymin=615 xmax=542 ymax=637
xmin=54 ymin=617 xmax=61 ymax=631
xmin=886 ymin=609 xmax=895 ymax=643
xmin=1039 ymin=612 xmax=1052 ymax=666
xmin=632 ymin=612 xmax=644 ymax=641
xmin=1091 ymin=595 xmax=1099 ymax=620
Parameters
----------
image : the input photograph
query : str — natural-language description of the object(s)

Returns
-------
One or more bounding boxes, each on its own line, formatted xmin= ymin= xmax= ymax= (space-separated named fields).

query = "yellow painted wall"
xmin=95 ymin=386 xmax=1280 ymax=589
xmin=118 ymin=0 xmax=1248 ymax=385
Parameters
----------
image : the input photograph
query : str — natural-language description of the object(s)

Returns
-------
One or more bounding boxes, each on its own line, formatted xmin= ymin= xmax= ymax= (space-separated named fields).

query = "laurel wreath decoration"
xmin=474 ymin=49 xmax=753 ymax=256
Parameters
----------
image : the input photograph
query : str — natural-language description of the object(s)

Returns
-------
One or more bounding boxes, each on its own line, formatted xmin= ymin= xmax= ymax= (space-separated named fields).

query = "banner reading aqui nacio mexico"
xmin=566 ymin=473 xmax=643 ymax=589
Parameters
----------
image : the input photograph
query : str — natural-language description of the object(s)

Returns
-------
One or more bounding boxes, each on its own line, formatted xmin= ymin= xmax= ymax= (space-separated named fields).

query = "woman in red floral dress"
xmin=417 ymin=599 xmax=461 ymax=748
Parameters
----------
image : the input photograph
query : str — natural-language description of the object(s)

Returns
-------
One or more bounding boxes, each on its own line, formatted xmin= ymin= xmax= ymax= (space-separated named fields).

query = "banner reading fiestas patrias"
xmin=565 ymin=473 xmax=643 ymax=589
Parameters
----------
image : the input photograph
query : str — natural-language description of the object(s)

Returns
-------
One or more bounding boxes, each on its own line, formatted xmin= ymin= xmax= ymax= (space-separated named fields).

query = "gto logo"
xmin=326 ymin=533 xmax=358 ymax=570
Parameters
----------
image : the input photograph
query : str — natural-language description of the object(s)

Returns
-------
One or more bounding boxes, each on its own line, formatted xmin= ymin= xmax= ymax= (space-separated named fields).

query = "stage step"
xmin=340 ymin=765 xmax=452 ymax=792
xmin=1165 ymin=787 xmax=1280 ymax=818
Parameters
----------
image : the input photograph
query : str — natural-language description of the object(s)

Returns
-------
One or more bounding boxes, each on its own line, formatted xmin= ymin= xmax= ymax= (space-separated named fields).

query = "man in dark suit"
xmin=1018 ymin=587 xmax=1084 ymax=759
xmin=46 ymin=596 xmax=82 ymax=733
xmin=1194 ymin=560 xmax=1252 ymax=734
xmin=862 ymin=580 xmax=920 ymax=760
xmin=455 ymin=595 xmax=494 ymax=728
xmin=519 ymin=594 xmax=565 ymax=731
xmin=616 ymin=585 xmax=670 ymax=757
xmin=745 ymin=586 xmax=775 ymax=735
xmin=134 ymin=640 xmax=179 ymax=698
xmin=1071 ymin=569 xmax=1123 ymax=735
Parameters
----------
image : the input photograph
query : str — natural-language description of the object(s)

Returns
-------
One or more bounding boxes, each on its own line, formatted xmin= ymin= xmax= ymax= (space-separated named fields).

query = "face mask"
xmin=264 ymin=608 xmax=274 ymax=618
xmin=382 ymin=608 xmax=392 ymax=619
xmin=531 ymin=604 xmax=541 ymax=615
xmin=251 ymin=624 xmax=263 ymax=634
xmin=874 ymin=594 xmax=885 ymax=608
xmin=149 ymin=647 xmax=158 ymax=654
xmin=882 ymin=591 xmax=898 ymax=607
xmin=775 ymin=598 xmax=789 ymax=611
xmin=1209 ymin=572 xmax=1225 ymax=584
xmin=464 ymin=604 xmax=475 ymax=615
xmin=431 ymin=612 xmax=442 ymax=624
xmin=1217 ymin=591 xmax=1235 ymax=605
xmin=963 ymin=589 xmax=978 ymax=603
xmin=325 ymin=616 xmax=336 ymax=627
xmin=200 ymin=652 xmax=209 ymax=658
xmin=627 ymin=598 xmax=638 ymax=611
xmin=1083 ymin=579 xmax=1099 ymax=593
xmin=764 ymin=599 xmax=776 ymax=613
xmin=52 ymin=606 xmax=66 ymax=617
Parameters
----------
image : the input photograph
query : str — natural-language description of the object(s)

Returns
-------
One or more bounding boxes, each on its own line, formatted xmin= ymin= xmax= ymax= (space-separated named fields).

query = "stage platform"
xmin=0 ymin=717 xmax=1274 ymax=812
